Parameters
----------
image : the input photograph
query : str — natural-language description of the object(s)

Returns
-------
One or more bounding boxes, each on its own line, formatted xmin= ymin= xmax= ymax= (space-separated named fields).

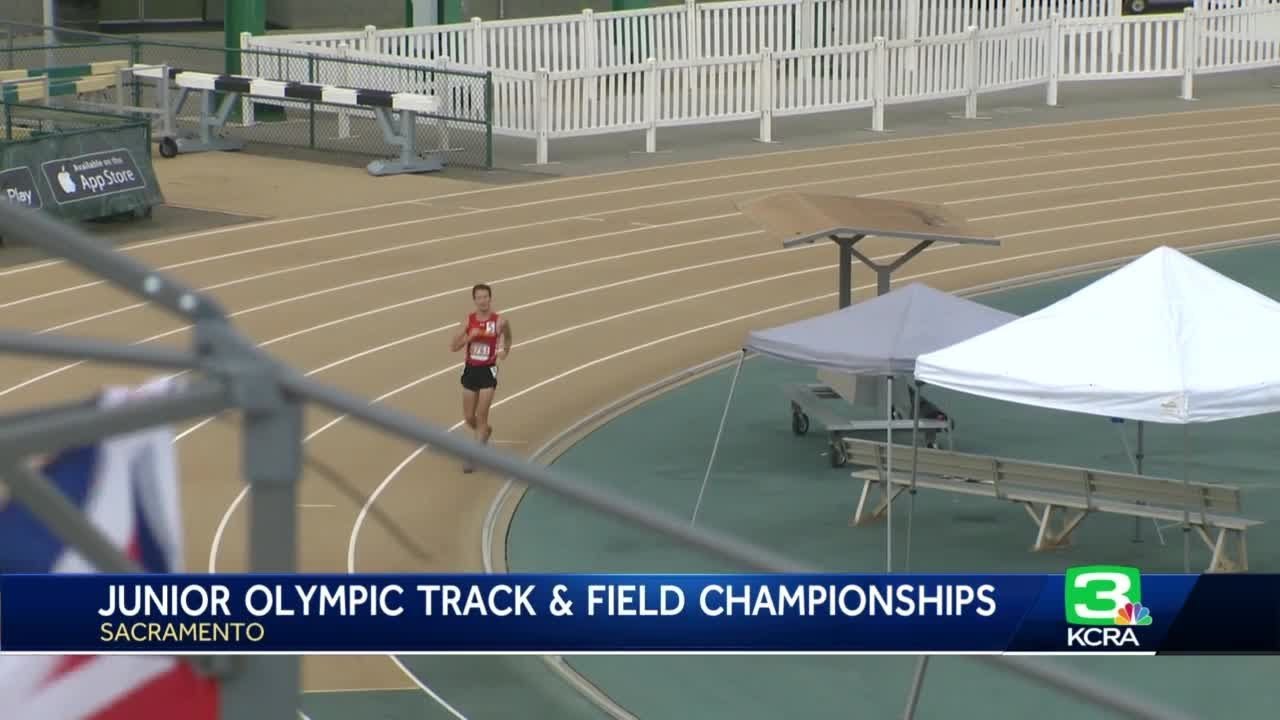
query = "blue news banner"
xmin=0 ymin=569 xmax=1276 ymax=654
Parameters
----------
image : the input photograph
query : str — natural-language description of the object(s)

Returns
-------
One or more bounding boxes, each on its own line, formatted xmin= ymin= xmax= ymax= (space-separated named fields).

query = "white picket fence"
xmin=244 ymin=0 xmax=1280 ymax=164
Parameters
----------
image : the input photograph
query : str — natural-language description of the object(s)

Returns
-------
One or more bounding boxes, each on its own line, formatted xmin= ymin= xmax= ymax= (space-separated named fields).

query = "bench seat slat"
xmin=850 ymin=469 xmax=1262 ymax=531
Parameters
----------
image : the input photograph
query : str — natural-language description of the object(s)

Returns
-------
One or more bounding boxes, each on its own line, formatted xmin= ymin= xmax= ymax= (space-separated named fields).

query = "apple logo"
xmin=56 ymin=166 xmax=77 ymax=194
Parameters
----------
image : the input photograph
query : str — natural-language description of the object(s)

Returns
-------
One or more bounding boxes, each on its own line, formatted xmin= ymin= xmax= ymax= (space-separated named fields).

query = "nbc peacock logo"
xmin=1114 ymin=601 xmax=1152 ymax=627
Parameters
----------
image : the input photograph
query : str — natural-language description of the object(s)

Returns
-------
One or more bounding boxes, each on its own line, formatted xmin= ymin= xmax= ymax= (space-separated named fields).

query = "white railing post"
xmin=800 ymin=0 xmax=816 ymax=80
xmin=1046 ymin=13 xmax=1061 ymax=106
xmin=337 ymin=43 xmax=352 ymax=138
xmin=906 ymin=0 xmax=921 ymax=76
xmin=644 ymin=57 xmax=658 ymax=153
xmin=1181 ymin=7 xmax=1197 ymax=100
xmin=684 ymin=0 xmax=701 ymax=97
xmin=535 ymin=67 xmax=550 ymax=164
xmin=436 ymin=55 xmax=453 ymax=151
xmin=363 ymin=25 xmax=377 ymax=53
xmin=685 ymin=0 xmax=701 ymax=62
xmin=757 ymin=47 xmax=774 ymax=143
xmin=239 ymin=31 xmax=256 ymax=127
xmin=1006 ymin=0 xmax=1023 ymax=80
xmin=582 ymin=9 xmax=598 ymax=102
xmin=800 ymin=0 xmax=816 ymax=50
xmin=470 ymin=17 xmax=487 ymax=68
xmin=964 ymin=25 xmax=980 ymax=119
xmin=872 ymin=36 xmax=887 ymax=132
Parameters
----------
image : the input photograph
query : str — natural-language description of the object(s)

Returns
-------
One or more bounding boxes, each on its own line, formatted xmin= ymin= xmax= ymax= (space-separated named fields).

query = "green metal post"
xmin=223 ymin=0 xmax=266 ymax=124
xmin=223 ymin=0 xmax=265 ymax=76
xmin=406 ymin=0 xmax=414 ymax=25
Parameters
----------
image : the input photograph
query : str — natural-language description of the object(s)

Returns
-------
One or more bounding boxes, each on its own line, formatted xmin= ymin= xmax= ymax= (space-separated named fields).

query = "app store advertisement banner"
xmin=0 ymin=166 xmax=41 ymax=210
xmin=41 ymin=149 xmax=147 ymax=205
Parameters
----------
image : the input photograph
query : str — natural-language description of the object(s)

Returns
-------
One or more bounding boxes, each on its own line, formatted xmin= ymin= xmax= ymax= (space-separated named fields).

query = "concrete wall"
xmin=203 ymin=0 xmax=403 ymax=29
xmin=269 ymin=0 xmax=404 ymax=29
xmin=460 ymin=0 xmax=610 ymax=20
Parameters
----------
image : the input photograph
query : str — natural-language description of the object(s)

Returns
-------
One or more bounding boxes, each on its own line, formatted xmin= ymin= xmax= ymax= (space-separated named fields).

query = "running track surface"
xmin=3 ymin=104 xmax=1280 ymax=714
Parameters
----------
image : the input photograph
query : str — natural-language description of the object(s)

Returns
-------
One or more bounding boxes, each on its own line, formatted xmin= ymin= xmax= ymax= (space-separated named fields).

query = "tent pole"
xmin=902 ymin=655 xmax=930 ymax=720
xmin=691 ymin=350 xmax=746 ymax=527
xmin=886 ymin=374 xmax=894 ymax=573
xmin=1132 ymin=421 xmax=1144 ymax=543
xmin=838 ymin=238 xmax=854 ymax=308
xmin=906 ymin=381 xmax=921 ymax=572
xmin=1181 ymin=424 xmax=1190 ymax=573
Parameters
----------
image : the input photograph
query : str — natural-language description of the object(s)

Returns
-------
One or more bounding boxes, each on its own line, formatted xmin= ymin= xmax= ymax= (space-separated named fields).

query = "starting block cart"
xmin=787 ymin=369 xmax=954 ymax=467
xmin=117 ymin=64 xmax=446 ymax=176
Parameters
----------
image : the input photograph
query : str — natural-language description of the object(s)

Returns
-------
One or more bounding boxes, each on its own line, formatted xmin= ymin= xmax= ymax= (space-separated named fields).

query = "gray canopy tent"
xmin=693 ymin=283 xmax=1018 ymax=574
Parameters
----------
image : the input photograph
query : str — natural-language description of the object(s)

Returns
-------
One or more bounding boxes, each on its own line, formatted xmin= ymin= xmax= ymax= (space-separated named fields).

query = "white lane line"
xmin=16 ymin=135 xmax=1280 ymax=337
xmin=183 ymin=181 xmax=1280 ymax=449
xmin=950 ymin=158 xmax=1280 ymax=206
xmin=389 ymin=658 xmax=469 ymax=720
xmin=9 ymin=168 xmax=1277 ymax=409
xmin=349 ymin=210 xmax=1280 ymax=574
xmin=999 ymin=196 xmax=1280 ymax=239
xmin=3 ymin=113 xmax=1278 ymax=293
xmin=976 ymin=176 xmax=1280 ymax=222
xmin=2 ymin=224 xmax=757 ymax=403
xmin=33 ymin=213 xmax=741 ymax=336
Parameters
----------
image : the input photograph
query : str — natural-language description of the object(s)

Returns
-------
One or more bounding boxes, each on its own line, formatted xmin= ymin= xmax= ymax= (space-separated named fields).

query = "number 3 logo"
xmin=1064 ymin=565 xmax=1142 ymax=626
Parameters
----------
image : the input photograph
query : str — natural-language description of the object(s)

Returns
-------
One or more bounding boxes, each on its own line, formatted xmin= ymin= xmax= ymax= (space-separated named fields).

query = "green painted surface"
xmin=508 ymin=243 xmax=1280 ymax=719
xmin=441 ymin=0 xmax=465 ymax=24
xmin=395 ymin=657 xmax=607 ymax=719
xmin=301 ymin=689 xmax=460 ymax=720
xmin=613 ymin=0 xmax=652 ymax=9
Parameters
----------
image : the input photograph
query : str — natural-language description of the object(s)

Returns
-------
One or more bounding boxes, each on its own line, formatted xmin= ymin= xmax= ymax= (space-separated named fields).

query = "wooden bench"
xmin=841 ymin=438 xmax=1261 ymax=572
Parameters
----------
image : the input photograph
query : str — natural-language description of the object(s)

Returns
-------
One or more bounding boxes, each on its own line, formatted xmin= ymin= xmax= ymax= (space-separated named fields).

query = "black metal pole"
xmin=838 ymin=238 xmax=853 ymax=308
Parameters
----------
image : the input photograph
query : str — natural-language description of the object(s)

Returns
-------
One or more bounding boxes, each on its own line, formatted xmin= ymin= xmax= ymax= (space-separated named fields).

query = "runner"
xmin=450 ymin=283 xmax=511 ymax=473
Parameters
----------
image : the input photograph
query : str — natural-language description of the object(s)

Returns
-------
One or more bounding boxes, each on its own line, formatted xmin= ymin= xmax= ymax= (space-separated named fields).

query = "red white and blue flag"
xmin=0 ymin=379 xmax=219 ymax=719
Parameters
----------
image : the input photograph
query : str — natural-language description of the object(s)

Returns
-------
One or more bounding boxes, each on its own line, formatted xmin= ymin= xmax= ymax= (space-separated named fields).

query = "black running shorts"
xmin=461 ymin=364 xmax=498 ymax=392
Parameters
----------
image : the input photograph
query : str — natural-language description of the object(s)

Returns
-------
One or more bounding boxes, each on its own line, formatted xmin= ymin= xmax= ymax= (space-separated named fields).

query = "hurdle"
xmin=0 ymin=60 xmax=126 ymax=104
xmin=120 ymin=64 xmax=446 ymax=177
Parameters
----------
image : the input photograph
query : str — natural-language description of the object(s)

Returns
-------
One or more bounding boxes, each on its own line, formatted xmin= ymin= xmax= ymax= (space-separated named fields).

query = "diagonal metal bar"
xmin=0 ymin=330 xmax=201 ymax=370
xmin=281 ymin=372 xmax=815 ymax=574
xmin=0 ymin=461 xmax=141 ymax=573
xmin=0 ymin=380 xmax=232 ymax=457
xmin=0 ymin=202 xmax=227 ymax=323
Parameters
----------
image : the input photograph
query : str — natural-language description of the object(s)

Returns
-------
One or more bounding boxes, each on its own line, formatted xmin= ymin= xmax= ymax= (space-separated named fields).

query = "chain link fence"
xmin=1 ymin=21 xmax=494 ymax=169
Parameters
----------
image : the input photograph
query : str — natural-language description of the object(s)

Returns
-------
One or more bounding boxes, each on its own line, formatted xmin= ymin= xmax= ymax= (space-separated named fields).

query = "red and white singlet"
xmin=465 ymin=312 xmax=500 ymax=367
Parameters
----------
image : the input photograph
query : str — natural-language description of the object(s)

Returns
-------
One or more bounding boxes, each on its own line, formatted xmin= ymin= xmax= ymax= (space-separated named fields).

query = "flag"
xmin=0 ymin=378 xmax=219 ymax=719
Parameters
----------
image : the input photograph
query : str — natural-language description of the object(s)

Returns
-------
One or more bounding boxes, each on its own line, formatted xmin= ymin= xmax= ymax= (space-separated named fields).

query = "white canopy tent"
xmin=915 ymin=245 xmax=1280 ymax=568
xmin=694 ymin=283 xmax=1018 ymax=571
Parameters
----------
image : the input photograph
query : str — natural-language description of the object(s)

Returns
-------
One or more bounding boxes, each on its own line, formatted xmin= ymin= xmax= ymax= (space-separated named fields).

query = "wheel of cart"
xmin=829 ymin=434 xmax=847 ymax=467
xmin=158 ymin=136 xmax=179 ymax=159
xmin=790 ymin=402 xmax=810 ymax=436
